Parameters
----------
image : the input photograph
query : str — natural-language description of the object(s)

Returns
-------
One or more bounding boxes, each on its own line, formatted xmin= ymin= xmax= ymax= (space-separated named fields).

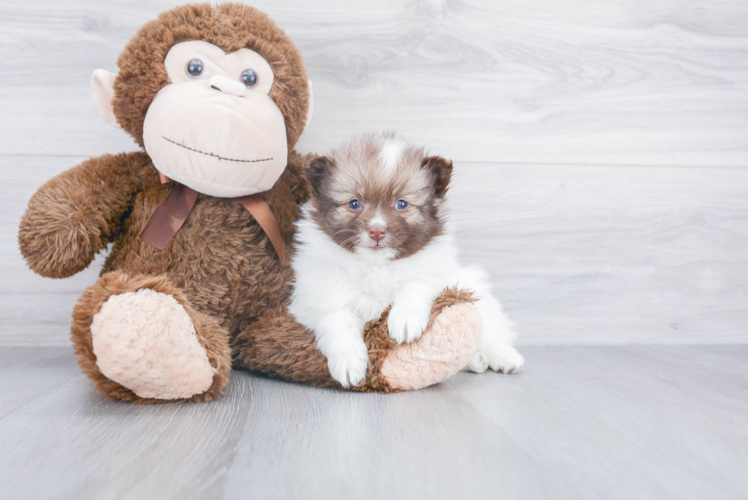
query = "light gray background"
xmin=1 ymin=3 xmax=747 ymax=499
xmin=2 ymin=0 xmax=748 ymax=346
xmin=3 ymin=0 xmax=747 ymax=347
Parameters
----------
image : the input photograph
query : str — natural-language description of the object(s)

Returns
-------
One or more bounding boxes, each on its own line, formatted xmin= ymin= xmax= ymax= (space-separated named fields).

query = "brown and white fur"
xmin=290 ymin=132 xmax=524 ymax=387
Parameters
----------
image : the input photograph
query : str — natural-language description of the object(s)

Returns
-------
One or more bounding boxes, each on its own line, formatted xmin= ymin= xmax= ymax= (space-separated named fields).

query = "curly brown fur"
xmin=358 ymin=286 xmax=477 ymax=392
xmin=113 ymin=3 xmax=309 ymax=148
xmin=21 ymin=149 xmax=306 ymax=402
xmin=19 ymin=4 xmax=473 ymax=401
xmin=18 ymin=153 xmax=149 ymax=279
xmin=71 ymin=270 xmax=231 ymax=403
xmin=95 ymin=151 xmax=305 ymax=334
xmin=231 ymin=286 xmax=476 ymax=393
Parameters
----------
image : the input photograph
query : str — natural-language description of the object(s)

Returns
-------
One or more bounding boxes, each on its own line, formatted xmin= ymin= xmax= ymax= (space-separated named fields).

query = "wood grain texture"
xmin=449 ymin=162 xmax=748 ymax=345
xmin=0 ymin=345 xmax=746 ymax=500
xmin=0 ymin=0 xmax=747 ymax=166
xmin=2 ymin=3 xmax=747 ymax=499
xmin=3 ymin=155 xmax=747 ymax=346
xmin=1 ymin=0 xmax=748 ymax=346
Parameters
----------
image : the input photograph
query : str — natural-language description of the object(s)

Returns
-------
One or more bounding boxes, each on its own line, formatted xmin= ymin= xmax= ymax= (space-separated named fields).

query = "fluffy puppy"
xmin=289 ymin=132 xmax=523 ymax=387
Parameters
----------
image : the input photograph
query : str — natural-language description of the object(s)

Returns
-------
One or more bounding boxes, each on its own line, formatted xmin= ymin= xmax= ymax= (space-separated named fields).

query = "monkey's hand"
xmin=18 ymin=153 xmax=144 ymax=279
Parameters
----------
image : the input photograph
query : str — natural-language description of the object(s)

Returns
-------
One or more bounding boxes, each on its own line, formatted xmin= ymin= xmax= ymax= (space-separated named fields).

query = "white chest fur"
xmin=289 ymin=215 xmax=460 ymax=329
xmin=349 ymin=260 xmax=401 ymax=322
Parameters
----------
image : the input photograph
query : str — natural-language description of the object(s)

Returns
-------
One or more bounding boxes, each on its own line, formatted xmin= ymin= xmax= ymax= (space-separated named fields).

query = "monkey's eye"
xmin=186 ymin=59 xmax=204 ymax=78
xmin=348 ymin=199 xmax=362 ymax=211
xmin=395 ymin=199 xmax=409 ymax=211
xmin=240 ymin=69 xmax=259 ymax=88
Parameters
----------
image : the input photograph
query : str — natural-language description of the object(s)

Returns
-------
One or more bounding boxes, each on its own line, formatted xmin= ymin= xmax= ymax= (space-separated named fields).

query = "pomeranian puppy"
xmin=289 ymin=132 xmax=524 ymax=387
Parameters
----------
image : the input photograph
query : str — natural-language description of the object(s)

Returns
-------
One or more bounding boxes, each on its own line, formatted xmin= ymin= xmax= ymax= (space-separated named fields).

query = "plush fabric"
xmin=381 ymin=303 xmax=482 ymax=390
xmin=142 ymin=40 xmax=290 ymax=198
xmin=232 ymin=287 xmax=480 ymax=393
xmin=112 ymin=3 xmax=310 ymax=149
xmin=18 ymin=3 xmax=482 ymax=403
xmin=91 ymin=69 xmax=119 ymax=128
xmin=71 ymin=271 xmax=231 ymax=403
xmin=91 ymin=289 xmax=216 ymax=400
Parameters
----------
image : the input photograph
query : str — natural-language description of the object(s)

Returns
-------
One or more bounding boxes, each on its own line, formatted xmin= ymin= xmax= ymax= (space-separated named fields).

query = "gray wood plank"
xmin=4 ymin=155 xmax=747 ymax=346
xmin=0 ymin=0 xmax=747 ymax=166
xmin=0 ymin=346 xmax=745 ymax=500
xmin=0 ymin=347 xmax=80 ymax=419
xmin=449 ymin=162 xmax=748 ymax=345
xmin=0 ymin=349 xmax=256 ymax=500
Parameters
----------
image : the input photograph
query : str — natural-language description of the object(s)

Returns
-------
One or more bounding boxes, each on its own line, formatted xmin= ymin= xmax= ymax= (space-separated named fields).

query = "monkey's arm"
xmin=18 ymin=152 xmax=147 ymax=279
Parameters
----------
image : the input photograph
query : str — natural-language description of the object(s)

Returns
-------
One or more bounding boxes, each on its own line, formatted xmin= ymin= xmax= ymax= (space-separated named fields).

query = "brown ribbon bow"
xmin=140 ymin=173 xmax=286 ymax=265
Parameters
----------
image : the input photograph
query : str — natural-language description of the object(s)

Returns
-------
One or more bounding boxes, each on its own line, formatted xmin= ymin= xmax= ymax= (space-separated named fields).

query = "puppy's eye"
xmin=348 ymin=199 xmax=362 ymax=210
xmin=240 ymin=69 xmax=259 ymax=88
xmin=395 ymin=199 xmax=409 ymax=211
xmin=186 ymin=59 xmax=204 ymax=78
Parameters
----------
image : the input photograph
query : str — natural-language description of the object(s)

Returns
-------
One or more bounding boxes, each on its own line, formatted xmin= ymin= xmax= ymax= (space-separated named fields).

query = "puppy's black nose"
xmin=369 ymin=226 xmax=386 ymax=242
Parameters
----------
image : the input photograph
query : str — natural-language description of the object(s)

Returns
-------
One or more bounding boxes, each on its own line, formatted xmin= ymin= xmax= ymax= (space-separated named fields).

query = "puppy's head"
xmin=302 ymin=132 xmax=452 ymax=259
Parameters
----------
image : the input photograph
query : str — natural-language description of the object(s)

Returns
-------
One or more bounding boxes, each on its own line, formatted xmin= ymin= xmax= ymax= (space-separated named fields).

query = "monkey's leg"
xmin=71 ymin=270 xmax=231 ymax=403
xmin=231 ymin=287 xmax=481 ymax=392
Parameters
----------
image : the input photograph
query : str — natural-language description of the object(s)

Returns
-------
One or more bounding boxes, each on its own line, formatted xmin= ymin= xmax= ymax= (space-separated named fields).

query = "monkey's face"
xmin=142 ymin=41 xmax=288 ymax=198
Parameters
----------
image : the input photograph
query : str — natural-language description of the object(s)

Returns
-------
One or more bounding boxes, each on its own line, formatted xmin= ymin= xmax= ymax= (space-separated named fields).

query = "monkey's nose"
xmin=209 ymin=75 xmax=246 ymax=97
xmin=369 ymin=226 xmax=386 ymax=242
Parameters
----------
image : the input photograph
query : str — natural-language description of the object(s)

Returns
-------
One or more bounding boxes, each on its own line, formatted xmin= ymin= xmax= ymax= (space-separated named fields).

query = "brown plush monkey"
xmin=17 ymin=3 xmax=482 ymax=403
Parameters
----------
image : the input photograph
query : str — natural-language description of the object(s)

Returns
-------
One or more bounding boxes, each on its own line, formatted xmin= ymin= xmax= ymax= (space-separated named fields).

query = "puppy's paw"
xmin=485 ymin=345 xmax=524 ymax=373
xmin=325 ymin=340 xmax=369 ymax=388
xmin=464 ymin=351 xmax=489 ymax=373
xmin=388 ymin=299 xmax=432 ymax=344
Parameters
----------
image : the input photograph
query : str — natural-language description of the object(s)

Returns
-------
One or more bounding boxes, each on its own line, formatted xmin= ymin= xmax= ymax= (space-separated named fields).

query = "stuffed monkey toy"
xmin=18 ymin=3 xmax=482 ymax=403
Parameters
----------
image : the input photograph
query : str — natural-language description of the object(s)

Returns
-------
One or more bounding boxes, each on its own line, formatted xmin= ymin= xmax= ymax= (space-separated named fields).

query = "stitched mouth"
xmin=163 ymin=136 xmax=273 ymax=163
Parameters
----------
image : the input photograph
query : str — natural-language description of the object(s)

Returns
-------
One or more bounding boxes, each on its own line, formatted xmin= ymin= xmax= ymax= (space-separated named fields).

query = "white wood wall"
xmin=1 ymin=0 xmax=747 ymax=346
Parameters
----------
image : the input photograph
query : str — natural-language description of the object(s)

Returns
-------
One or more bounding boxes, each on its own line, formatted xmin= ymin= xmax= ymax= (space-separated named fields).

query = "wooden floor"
xmin=1 ymin=2 xmax=746 ymax=498
xmin=0 ymin=345 xmax=745 ymax=500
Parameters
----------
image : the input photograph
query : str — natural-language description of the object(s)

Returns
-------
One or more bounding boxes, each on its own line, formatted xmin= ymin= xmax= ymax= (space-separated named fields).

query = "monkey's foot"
xmin=91 ymin=288 xmax=216 ymax=400
xmin=379 ymin=302 xmax=482 ymax=391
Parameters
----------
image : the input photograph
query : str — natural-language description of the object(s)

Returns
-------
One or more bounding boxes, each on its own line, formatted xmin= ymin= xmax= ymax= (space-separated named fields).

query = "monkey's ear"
xmin=91 ymin=69 xmax=121 ymax=128
xmin=302 ymin=154 xmax=334 ymax=197
xmin=422 ymin=155 xmax=453 ymax=198
xmin=302 ymin=80 xmax=314 ymax=135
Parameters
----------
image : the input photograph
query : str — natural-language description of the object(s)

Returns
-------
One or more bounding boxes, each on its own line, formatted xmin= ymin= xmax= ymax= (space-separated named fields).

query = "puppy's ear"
xmin=303 ymin=154 xmax=335 ymax=198
xmin=421 ymin=155 xmax=453 ymax=198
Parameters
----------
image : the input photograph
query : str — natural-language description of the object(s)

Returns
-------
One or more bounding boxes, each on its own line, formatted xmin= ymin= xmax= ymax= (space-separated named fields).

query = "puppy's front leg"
xmin=315 ymin=310 xmax=369 ymax=387
xmin=388 ymin=282 xmax=438 ymax=344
